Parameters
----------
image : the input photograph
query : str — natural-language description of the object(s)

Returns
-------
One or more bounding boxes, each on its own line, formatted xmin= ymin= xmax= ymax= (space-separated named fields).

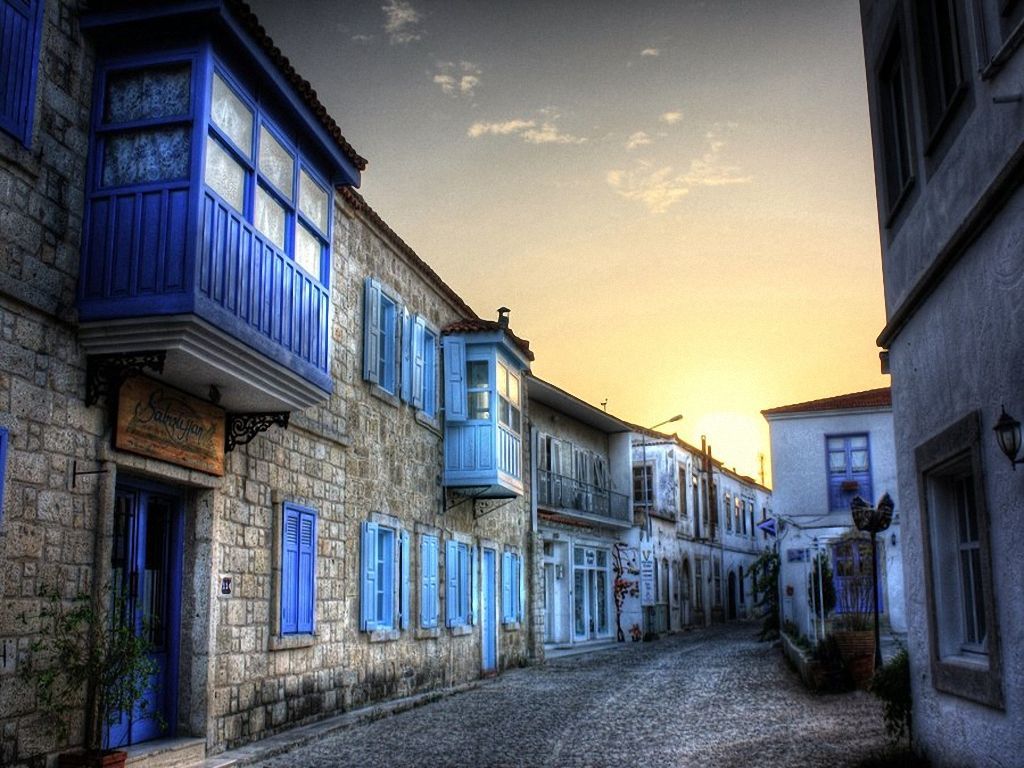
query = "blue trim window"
xmin=827 ymin=434 xmax=873 ymax=511
xmin=0 ymin=0 xmax=44 ymax=147
xmin=204 ymin=69 xmax=331 ymax=283
xmin=420 ymin=534 xmax=439 ymax=628
xmin=280 ymin=503 xmax=316 ymax=635
xmin=362 ymin=277 xmax=400 ymax=395
xmin=501 ymin=551 xmax=521 ymax=624
xmin=361 ymin=520 xmax=398 ymax=631
xmin=497 ymin=361 xmax=521 ymax=434
xmin=445 ymin=540 xmax=471 ymax=627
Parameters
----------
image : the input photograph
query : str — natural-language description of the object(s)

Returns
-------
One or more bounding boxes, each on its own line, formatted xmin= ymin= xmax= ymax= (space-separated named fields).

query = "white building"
xmin=859 ymin=2 xmax=1024 ymax=764
xmin=763 ymin=387 xmax=905 ymax=643
xmin=528 ymin=378 xmax=634 ymax=650
xmin=627 ymin=432 xmax=769 ymax=637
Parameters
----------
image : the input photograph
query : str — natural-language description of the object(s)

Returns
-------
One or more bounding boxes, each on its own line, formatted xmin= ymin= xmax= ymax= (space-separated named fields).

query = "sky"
xmin=247 ymin=0 xmax=890 ymax=484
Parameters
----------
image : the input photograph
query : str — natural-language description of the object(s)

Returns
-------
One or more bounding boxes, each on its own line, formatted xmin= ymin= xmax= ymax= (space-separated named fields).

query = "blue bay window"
xmin=77 ymin=4 xmax=364 ymax=414
xmin=827 ymin=434 xmax=873 ymax=511
xmin=280 ymin=503 xmax=316 ymax=635
xmin=0 ymin=0 xmax=44 ymax=147
xmin=501 ymin=551 xmax=522 ymax=624
xmin=442 ymin=329 xmax=531 ymax=498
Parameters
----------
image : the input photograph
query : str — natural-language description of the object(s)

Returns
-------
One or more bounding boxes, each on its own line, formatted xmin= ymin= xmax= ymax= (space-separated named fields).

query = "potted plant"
xmin=832 ymin=575 xmax=876 ymax=687
xmin=20 ymin=585 xmax=161 ymax=767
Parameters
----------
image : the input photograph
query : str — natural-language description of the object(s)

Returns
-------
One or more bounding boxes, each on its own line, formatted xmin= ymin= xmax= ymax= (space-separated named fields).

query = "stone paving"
xmin=244 ymin=622 xmax=890 ymax=768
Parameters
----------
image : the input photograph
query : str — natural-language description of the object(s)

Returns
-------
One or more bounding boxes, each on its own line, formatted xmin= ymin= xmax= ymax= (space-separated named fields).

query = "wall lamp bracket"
xmin=993 ymin=406 xmax=1024 ymax=470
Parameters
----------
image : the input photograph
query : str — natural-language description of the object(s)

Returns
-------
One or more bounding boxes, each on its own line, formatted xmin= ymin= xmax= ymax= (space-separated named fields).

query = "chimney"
xmin=497 ymin=306 xmax=510 ymax=328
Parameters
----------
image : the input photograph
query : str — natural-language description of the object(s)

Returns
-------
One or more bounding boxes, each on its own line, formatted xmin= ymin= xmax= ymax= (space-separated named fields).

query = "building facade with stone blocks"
xmin=527 ymin=377 xmax=634 ymax=650
xmin=0 ymin=2 xmax=536 ymax=766
xmin=762 ymin=387 xmax=905 ymax=644
xmin=859 ymin=2 xmax=1024 ymax=764
xmin=627 ymin=433 xmax=770 ymax=637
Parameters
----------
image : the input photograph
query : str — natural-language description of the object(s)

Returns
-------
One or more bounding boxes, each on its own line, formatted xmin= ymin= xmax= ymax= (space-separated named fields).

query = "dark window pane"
xmin=105 ymin=64 xmax=191 ymax=123
xmin=102 ymin=127 xmax=190 ymax=187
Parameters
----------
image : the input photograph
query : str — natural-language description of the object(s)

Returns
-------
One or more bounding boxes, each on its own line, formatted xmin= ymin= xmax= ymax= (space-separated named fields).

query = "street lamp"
xmin=850 ymin=493 xmax=894 ymax=671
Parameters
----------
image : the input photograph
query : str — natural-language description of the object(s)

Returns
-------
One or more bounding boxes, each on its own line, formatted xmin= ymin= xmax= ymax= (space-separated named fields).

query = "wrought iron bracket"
xmin=473 ymin=497 xmax=515 ymax=519
xmin=225 ymin=412 xmax=290 ymax=452
xmin=443 ymin=487 xmax=489 ymax=513
xmin=86 ymin=351 xmax=166 ymax=406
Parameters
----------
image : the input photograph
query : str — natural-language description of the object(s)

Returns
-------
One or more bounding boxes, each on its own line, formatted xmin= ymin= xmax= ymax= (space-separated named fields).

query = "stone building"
xmin=627 ymin=431 xmax=770 ymax=637
xmin=859 ymin=1 xmax=1024 ymax=764
xmin=0 ymin=1 xmax=535 ymax=765
xmin=762 ymin=387 xmax=905 ymax=643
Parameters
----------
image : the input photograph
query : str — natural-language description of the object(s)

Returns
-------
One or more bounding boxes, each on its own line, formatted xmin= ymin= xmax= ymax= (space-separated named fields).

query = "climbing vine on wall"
xmin=612 ymin=543 xmax=639 ymax=642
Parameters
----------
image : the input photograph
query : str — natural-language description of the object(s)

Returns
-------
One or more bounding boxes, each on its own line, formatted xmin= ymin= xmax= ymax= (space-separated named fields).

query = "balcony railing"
xmin=537 ymin=469 xmax=630 ymax=524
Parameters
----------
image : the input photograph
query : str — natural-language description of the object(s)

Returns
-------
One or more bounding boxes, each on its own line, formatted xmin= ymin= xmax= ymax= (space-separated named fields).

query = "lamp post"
xmin=850 ymin=493 xmax=894 ymax=671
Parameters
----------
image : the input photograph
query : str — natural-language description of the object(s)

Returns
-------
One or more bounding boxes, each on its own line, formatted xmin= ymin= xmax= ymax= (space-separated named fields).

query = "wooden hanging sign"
xmin=116 ymin=376 xmax=225 ymax=476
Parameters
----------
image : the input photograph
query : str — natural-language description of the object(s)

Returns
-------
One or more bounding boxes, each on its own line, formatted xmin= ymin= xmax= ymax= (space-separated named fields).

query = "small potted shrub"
xmin=20 ymin=585 xmax=162 ymax=767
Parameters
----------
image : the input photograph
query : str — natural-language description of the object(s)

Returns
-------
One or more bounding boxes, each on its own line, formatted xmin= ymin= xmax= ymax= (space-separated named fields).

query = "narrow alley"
xmin=234 ymin=623 xmax=889 ymax=768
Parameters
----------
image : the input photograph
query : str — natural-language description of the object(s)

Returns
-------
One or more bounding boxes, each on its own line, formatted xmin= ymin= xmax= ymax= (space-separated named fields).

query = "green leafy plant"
xmin=807 ymin=552 xmax=836 ymax=616
xmin=20 ymin=585 xmax=162 ymax=755
xmin=870 ymin=647 xmax=913 ymax=744
xmin=751 ymin=549 xmax=780 ymax=640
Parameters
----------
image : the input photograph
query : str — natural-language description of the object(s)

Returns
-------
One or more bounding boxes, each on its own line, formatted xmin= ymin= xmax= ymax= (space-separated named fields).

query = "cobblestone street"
xmin=244 ymin=623 xmax=889 ymax=768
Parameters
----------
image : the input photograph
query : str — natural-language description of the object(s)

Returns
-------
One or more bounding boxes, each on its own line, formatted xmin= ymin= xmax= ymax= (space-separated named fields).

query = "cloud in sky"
xmin=467 ymin=116 xmax=586 ymax=145
xmin=382 ymin=0 xmax=423 ymax=44
xmin=433 ymin=61 xmax=481 ymax=98
xmin=641 ymin=47 xmax=660 ymax=57
xmin=660 ymin=111 xmax=683 ymax=125
xmin=607 ymin=124 xmax=751 ymax=212
xmin=626 ymin=131 xmax=652 ymax=150
xmin=351 ymin=34 xmax=375 ymax=43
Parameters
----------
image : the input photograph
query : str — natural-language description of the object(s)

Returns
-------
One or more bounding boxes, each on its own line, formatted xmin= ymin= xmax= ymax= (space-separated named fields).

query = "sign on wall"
xmin=116 ymin=377 xmax=225 ymax=475
xmin=639 ymin=543 xmax=655 ymax=606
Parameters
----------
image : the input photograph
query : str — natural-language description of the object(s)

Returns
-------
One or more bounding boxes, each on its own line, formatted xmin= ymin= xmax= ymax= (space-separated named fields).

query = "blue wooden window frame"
xmin=280 ymin=503 xmax=316 ymax=635
xmin=502 ymin=551 xmax=521 ymax=624
xmin=826 ymin=433 xmax=873 ymax=511
xmin=420 ymin=534 xmax=439 ymax=628
xmin=360 ymin=520 xmax=398 ymax=631
xmin=362 ymin=277 xmax=401 ymax=395
xmin=0 ymin=0 xmax=44 ymax=147
xmin=445 ymin=540 xmax=471 ymax=627
xmin=203 ymin=65 xmax=332 ymax=284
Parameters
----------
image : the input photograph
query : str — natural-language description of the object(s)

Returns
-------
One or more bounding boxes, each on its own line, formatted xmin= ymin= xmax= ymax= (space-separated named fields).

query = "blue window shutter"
xmin=400 ymin=530 xmax=410 ymax=630
xmin=421 ymin=535 xmax=438 ymax=628
xmin=360 ymin=521 xmax=378 ymax=631
xmin=381 ymin=529 xmax=395 ymax=629
xmin=515 ymin=555 xmax=523 ymax=621
xmin=281 ymin=506 xmax=300 ymax=634
xmin=362 ymin=278 xmax=382 ymax=385
xmin=297 ymin=510 xmax=316 ymax=633
xmin=445 ymin=540 xmax=458 ymax=627
xmin=411 ymin=317 xmax=426 ymax=410
xmin=443 ymin=337 xmax=467 ymax=422
xmin=0 ymin=427 xmax=7 ymax=521
xmin=502 ymin=552 xmax=512 ymax=622
xmin=468 ymin=545 xmax=477 ymax=626
xmin=400 ymin=308 xmax=412 ymax=403
xmin=0 ymin=0 xmax=44 ymax=147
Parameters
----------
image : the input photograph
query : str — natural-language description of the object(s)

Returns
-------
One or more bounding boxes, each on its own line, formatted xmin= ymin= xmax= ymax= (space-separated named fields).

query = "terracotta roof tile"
xmin=441 ymin=318 xmax=535 ymax=362
xmin=761 ymin=386 xmax=892 ymax=417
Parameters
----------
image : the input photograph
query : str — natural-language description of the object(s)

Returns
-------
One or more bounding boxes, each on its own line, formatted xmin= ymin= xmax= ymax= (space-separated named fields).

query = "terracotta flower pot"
xmin=58 ymin=750 xmax=128 ymax=768
xmin=833 ymin=629 xmax=875 ymax=688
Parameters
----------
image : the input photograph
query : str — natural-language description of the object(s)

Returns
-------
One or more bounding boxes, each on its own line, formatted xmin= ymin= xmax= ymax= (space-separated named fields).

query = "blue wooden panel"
xmin=0 ymin=427 xmax=8 ymax=521
xmin=297 ymin=509 xmax=315 ymax=633
xmin=399 ymin=530 xmax=410 ymax=630
xmin=281 ymin=505 xmax=299 ymax=634
xmin=445 ymin=540 xmax=459 ymax=627
xmin=360 ymin=521 xmax=377 ymax=631
xmin=443 ymin=337 xmax=467 ymax=421
xmin=502 ymin=552 xmax=512 ymax=622
xmin=0 ymin=0 xmax=43 ymax=147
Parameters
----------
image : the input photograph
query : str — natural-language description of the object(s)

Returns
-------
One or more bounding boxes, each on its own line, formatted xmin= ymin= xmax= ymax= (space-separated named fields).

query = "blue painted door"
xmin=482 ymin=549 xmax=497 ymax=674
xmin=106 ymin=484 xmax=183 ymax=748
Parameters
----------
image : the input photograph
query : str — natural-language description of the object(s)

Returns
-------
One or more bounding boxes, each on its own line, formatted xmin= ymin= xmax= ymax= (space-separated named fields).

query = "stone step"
xmin=123 ymin=737 xmax=206 ymax=768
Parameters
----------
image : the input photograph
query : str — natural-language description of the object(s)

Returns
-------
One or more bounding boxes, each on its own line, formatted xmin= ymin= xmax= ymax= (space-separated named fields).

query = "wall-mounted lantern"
xmin=993 ymin=406 xmax=1024 ymax=470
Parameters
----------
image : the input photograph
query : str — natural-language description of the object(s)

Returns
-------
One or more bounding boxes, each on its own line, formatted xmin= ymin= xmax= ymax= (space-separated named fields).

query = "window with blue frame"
xmin=501 ymin=551 xmax=521 ymax=624
xmin=280 ymin=503 xmax=316 ymax=635
xmin=204 ymin=69 xmax=331 ymax=282
xmin=360 ymin=520 xmax=409 ymax=632
xmin=445 ymin=540 xmax=472 ymax=627
xmin=362 ymin=277 xmax=400 ymax=395
xmin=827 ymin=434 xmax=873 ymax=511
xmin=0 ymin=0 xmax=44 ymax=147
xmin=420 ymin=534 xmax=439 ymax=628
